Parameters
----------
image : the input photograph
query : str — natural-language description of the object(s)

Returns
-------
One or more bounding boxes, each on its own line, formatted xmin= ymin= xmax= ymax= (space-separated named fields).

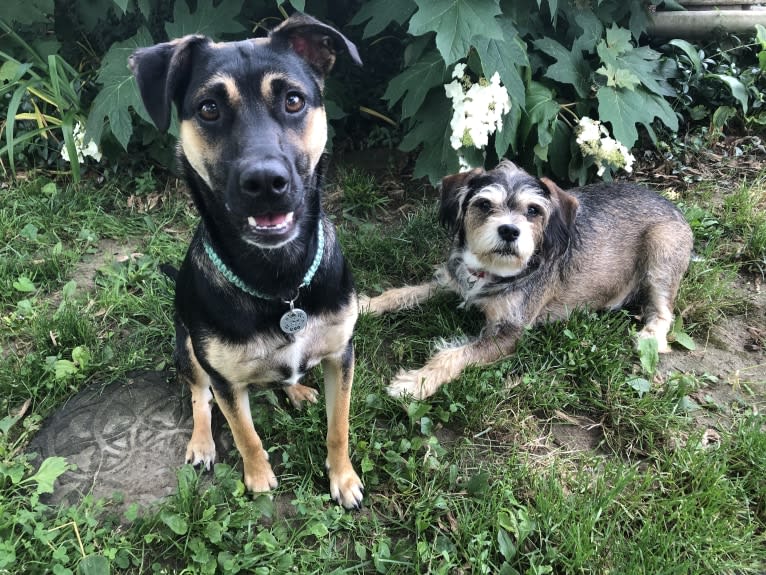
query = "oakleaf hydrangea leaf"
xmin=350 ymin=0 xmax=417 ymax=38
xmin=409 ymin=0 xmax=503 ymax=65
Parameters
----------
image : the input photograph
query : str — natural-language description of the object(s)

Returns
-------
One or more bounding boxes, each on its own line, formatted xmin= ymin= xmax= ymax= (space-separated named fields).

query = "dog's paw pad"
xmin=283 ymin=383 xmax=319 ymax=409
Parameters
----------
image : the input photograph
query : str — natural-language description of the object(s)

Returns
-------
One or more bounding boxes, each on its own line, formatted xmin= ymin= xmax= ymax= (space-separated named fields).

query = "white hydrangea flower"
xmin=575 ymin=116 xmax=635 ymax=176
xmin=445 ymin=65 xmax=511 ymax=171
xmin=61 ymin=122 xmax=102 ymax=164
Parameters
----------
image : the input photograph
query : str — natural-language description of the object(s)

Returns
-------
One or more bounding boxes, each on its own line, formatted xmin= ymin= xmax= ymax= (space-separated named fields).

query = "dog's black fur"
xmin=129 ymin=14 xmax=364 ymax=508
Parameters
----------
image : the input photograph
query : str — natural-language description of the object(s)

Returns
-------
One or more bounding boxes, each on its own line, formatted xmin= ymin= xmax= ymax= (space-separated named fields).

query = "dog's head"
xmin=439 ymin=160 xmax=579 ymax=277
xmin=129 ymin=14 xmax=361 ymax=248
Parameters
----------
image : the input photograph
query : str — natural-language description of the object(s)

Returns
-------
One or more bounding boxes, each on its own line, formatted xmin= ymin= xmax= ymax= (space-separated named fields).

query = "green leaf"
xmin=705 ymin=74 xmax=749 ymax=114
xmin=596 ymin=64 xmax=640 ymax=90
xmin=160 ymin=510 xmax=189 ymax=535
xmin=673 ymin=331 xmax=696 ymax=351
xmin=383 ymin=49 xmax=447 ymax=119
xmin=111 ymin=0 xmax=129 ymax=13
xmin=474 ymin=16 xmax=527 ymax=107
xmin=668 ymin=39 xmax=702 ymax=75
xmin=3 ymin=0 xmax=53 ymax=25
xmin=13 ymin=276 xmax=36 ymax=293
xmin=498 ymin=529 xmax=517 ymax=561
xmin=400 ymin=92 xmax=459 ymax=184
xmin=534 ymin=37 xmax=591 ymax=97
xmin=627 ymin=377 xmax=652 ymax=397
xmin=86 ymin=27 xmax=155 ymax=149
xmin=350 ymin=0 xmax=417 ymax=38
xmin=78 ymin=554 xmax=110 ymax=575
xmin=573 ymin=10 xmax=604 ymax=53
xmin=29 ymin=456 xmax=71 ymax=494
xmin=54 ymin=359 xmax=79 ymax=380
xmin=520 ymin=80 xmax=559 ymax=161
xmin=165 ymin=0 xmax=246 ymax=39
xmin=409 ymin=0 xmax=503 ymax=65
xmin=597 ymin=86 xmax=677 ymax=147
xmin=637 ymin=337 xmax=659 ymax=376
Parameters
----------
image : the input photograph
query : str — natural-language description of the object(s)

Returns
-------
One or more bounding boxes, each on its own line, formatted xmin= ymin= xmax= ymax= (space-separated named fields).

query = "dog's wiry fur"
xmin=129 ymin=14 xmax=364 ymax=508
xmin=363 ymin=160 xmax=694 ymax=400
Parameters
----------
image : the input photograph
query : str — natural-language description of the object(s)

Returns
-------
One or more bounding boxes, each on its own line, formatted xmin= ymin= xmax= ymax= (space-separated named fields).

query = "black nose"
xmin=497 ymin=224 xmax=520 ymax=242
xmin=240 ymin=159 xmax=290 ymax=197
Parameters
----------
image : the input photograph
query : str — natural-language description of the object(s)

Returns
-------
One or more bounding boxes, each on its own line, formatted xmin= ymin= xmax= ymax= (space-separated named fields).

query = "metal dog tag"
xmin=280 ymin=307 xmax=308 ymax=334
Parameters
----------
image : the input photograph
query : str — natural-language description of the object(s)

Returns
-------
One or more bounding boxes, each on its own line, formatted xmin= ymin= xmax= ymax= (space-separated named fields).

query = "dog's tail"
xmin=159 ymin=263 xmax=178 ymax=282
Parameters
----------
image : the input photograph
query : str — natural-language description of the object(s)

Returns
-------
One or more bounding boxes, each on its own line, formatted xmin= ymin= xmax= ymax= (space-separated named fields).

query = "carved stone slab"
xmin=27 ymin=371 xmax=200 ymax=509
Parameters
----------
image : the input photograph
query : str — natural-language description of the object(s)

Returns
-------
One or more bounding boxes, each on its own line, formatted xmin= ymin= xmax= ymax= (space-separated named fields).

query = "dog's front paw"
xmin=386 ymin=369 xmax=437 ymax=400
xmin=283 ymin=383 xmax=319 ymax=409
xmin=243 ymin=452 xmax=278 ymax=493
xmin=185 ymin=433 xmax=216 ymax=470
xmin=326 ymin=460 xmax=364 ymax=509
xmin=636 ymin=327 xmax=671 ymax=354
xmin=357 ymin=294 xmax=374 ymax=315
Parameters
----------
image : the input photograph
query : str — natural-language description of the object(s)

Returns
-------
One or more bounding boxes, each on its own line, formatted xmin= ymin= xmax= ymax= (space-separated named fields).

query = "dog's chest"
xmin=203 ymin=311 xmax=354 ymax=389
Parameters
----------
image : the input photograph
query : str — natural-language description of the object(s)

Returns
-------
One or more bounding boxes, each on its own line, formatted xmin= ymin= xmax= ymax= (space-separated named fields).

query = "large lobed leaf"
xmin=383 ymin=49 xmax=447 ymax=120
xmin=597 ymin=86 xmax=678 ymax=147
xmin=409 ymin=0 xmax=503 ymax=65
xmin=350 ymin=0 xmax=417 ymax=38
xmin=87 ymin=0 xmax=246 ymax=150
xmin=85 ymin=27 xmax=155 ymax=150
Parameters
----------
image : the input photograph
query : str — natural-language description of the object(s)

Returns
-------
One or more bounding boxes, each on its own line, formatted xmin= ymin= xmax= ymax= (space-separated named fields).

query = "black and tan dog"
xmin=362 ymin=160 xmax=694 ymax=400
xmin=129 ymin=14 xmax=364 ymax=508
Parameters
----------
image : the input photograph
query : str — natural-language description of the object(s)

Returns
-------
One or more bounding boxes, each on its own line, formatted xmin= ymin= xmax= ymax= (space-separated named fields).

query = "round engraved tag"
xmin=280 ymin=308 xmax=308 ymax=333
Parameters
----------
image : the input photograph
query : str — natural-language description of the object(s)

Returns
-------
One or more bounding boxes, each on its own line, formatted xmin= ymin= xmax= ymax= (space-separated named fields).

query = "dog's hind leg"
xmin=636 ymin=221 xmax=693 ymax=353
xmin=387 ymin=324 xmax=523 ymax=400
xmin=322 ymin=341 xmax=364 ymax=509
xmin=177 ymin=333 xmax=217 ymax=469
xmin=359 ymin=280 xmax=442 ymax=316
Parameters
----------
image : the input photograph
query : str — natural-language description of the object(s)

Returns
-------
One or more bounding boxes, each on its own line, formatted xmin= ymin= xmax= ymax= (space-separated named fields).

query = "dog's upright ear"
xmin=540 ymin=177 xmax=579 ymax=254
xmin=129 ymin=35 xmax=208 ymax=133
xmin=439 ymin=169 xmax=482 ymax=235
xmin=270 ymin=13 xmax=362 ymax=78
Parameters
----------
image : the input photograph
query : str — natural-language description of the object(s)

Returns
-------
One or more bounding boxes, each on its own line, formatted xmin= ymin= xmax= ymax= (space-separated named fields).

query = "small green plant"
xmin=335 ymin=167 xmax=390 ymax=218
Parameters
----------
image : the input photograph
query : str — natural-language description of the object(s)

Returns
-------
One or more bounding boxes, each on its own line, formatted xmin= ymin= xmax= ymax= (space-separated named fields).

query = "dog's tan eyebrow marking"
xmin=198 ymin=73 xmax=241 ymax=107
xmin=260 ymin=71 xmax=294 ymax=102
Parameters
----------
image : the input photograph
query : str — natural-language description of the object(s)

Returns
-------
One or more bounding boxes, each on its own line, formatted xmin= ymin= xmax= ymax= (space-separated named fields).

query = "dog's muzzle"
xmin=235 ymin=158 xmax=302 ymax=243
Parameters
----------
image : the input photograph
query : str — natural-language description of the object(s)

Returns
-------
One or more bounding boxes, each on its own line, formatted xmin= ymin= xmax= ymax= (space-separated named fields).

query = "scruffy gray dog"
xmin=362 ymin=160 xmax=693 ymax=400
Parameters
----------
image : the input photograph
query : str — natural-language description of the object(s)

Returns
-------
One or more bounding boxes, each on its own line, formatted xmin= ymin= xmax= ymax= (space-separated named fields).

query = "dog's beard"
xmin=463 ymin=222 xmax=536 ymax=278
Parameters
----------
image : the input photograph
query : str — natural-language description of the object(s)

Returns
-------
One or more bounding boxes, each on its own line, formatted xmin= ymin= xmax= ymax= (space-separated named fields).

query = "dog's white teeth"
xmin=248 ymin=212 xmax=295 ymax=231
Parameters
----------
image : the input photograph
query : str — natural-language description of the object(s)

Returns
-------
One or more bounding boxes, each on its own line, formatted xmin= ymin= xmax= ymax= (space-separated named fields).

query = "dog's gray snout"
xmin=497 ymin=224 xmax=520 ymax=242
xmin=240 ymin=159 xmax=290 ymax=197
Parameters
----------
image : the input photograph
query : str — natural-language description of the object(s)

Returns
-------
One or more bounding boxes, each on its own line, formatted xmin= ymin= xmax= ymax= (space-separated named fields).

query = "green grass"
xmin=0 ymin=168 xmax=764 ymax=574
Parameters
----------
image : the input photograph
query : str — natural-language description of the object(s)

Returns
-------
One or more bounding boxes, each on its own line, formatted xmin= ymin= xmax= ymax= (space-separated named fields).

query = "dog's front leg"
xmin=212 ymin=383 xmax=277 ymax=493
xmin=359 ymin=280 xmax=442 ymax=315
xmin=322 ymin=342 xmax=364 ymax=509
xmin=387 ymin=324 xmax=523 ymax=400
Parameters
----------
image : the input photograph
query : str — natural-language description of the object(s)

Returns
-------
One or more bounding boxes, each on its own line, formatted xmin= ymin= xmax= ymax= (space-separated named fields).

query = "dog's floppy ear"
xmin=129 ymin=35 xmax=208 ymax=133
xmin=439 ymin=169 xmax=482 ymax=235
xmin=270 ymin=13 xmax=362 ymax=78
xmin=540 ymin=177 xmax=579 ymax=253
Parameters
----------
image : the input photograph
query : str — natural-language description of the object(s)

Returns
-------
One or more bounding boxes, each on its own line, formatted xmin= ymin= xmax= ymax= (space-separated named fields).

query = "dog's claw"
xmin=185 ymin=437 xmax=216 ymax=471
xmin=329 ymin=470 xmax=364 ymax=510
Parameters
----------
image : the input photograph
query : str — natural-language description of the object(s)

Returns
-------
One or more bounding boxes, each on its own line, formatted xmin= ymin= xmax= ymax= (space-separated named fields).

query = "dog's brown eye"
xmin=198 ymin=100 xmax=219 ymax=122
xmin=527 ymin=206 xmax=540 ymax=217
xmin=285 ymin=92 xmax=305 ymax=113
